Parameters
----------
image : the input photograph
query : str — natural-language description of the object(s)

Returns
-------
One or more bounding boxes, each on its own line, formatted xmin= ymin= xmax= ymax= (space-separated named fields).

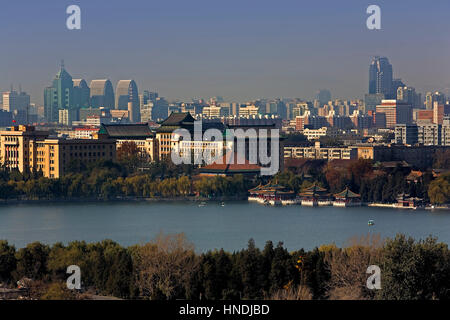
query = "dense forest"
xmin=1 ymin=233 xmax=450 ymax=300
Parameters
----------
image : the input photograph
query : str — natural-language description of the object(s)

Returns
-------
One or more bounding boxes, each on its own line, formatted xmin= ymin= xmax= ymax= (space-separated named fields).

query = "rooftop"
xmin=99 ymin=123 xmax=153 ymax=139
xmin=200 ymin=152 xmax=261 ymax=175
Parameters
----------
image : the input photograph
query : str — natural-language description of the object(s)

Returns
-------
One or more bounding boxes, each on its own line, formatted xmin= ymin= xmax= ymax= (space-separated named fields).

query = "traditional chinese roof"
xmin=406 ymin=170 xmax=423 ymax=181
xmin=159 ymin=112 xmax=195 ymax=126
xmin=248 ymin=182 xmax=294 ymax=195
xmin=156 ymin=112 xmax=196 ymax=133
xmin=374 ymin=161 xmax=411 ymax=169
xmin=299 ymin=183 xmax=329 ymax=197
xmin=99 ymin=123 xmax=153 ymax=139
xmin=200 ymin=152 xmax=261 ymax=175
xmin=334 ymin=187 xmax=360 ymax=199
xmin=156 ymin=113 xmax=227 ymax=135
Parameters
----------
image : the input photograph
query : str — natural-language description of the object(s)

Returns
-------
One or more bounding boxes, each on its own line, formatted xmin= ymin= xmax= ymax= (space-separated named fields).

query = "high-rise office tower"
xmin=425 ymin=91 xmax=446 ymax=110
xmin=139 ymin=90 xmax=158 ymax=109
xmin=369 ymin=56 xmax=393 ymax=98
xmin=433 ymin=102 xmax=450 ymax=125
xmin=89 ymin=79 xmax=115 ymax=109
xmin=397 ymin=86 xmax=421 ymax=108
xmin=2 ymin=86 xmax=31 ymax=125
xmin=315 ymin=90 xmax=331 ymax=107
xmin=151 ymin=97 xmax=169 ymax=121
xmin=116 ymin=80 xmax=139 ymax=122
xmin=44 ymin=61 xmax=74 ymax=122
xmin=391 ymin=79 xmax=405 ymax=99
xmin=2 ymin=87 xmax=30 ymax=113
xmin=72 ymin=79 xmax=90 ymax=109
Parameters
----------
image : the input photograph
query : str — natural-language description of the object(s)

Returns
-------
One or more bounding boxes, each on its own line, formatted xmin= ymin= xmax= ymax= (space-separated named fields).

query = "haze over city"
xmin=1 ymin=0 xmax=450 ymax=104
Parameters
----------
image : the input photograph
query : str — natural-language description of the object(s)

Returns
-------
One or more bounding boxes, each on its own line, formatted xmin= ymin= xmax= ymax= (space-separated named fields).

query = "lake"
xmin=0 ymin=201 xmax=449 ymax=251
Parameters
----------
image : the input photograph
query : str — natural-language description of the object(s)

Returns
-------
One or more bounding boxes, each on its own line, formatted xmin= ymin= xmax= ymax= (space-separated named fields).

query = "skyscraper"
xmin=139 ymin=90 xmax=158 ymax=109
xmin=139 ymin=90 xmax=159 ymax=123
xmin=73 ymin=79 xmax=90 ymax=109
xmin=369 ymin=56 xmax=393 ymax=98
xmin=315 ymin=90 xmax=332 ymax=107
xmin=89 ymin=79 xmax=115 ymax=109
xmin=116 ymin=80 xmax=139 ymax=122
xmin=397 ymin=86 xmax=421 ymax=108
xmin=44 ymin=61 xmax=74 ymax=122
xmin=425 ymin=91 xmax=446 ymax=110
xmin=2 ymin=87 xmax=30 ymax=113
xmin=2 ymin=87 xmax=31 ymax=125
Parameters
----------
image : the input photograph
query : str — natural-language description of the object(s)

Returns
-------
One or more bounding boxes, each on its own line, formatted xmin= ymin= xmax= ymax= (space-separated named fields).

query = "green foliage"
xmin=194 ymin=175 xmax=249 ymax=198
xmin=428 ymin=173 xmax=450 ymax=204
xmin=378 ymin=235 xmax=450 ymax=300
xmin=13 ymin=242 xmax=50 ymax=281
xmin=0 ymin=241 xmax=16 ymax=282
xmin=433 ymin=149 xmax=450 ymax=169
xmin=2 ymin=234 xmax=450 ymax=300
xmin=41 ymin=282 xmax=77 ymax=300
xmin=0 ymin=159 xmax=254 ymax=200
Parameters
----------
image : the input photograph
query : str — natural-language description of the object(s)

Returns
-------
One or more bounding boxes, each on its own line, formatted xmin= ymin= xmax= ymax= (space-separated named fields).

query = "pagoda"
xmin=299 ymin=183 xmax=331 ymax=206
xmin=248 ymin=182 xmax=296 ymax=206
xmin=333 ymin=187 xmax=361 ymax=207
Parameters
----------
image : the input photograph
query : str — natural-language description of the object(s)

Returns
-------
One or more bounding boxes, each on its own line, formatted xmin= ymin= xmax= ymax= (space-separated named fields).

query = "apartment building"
xmin=302 ymin=127 xmax=340 ymax=141
xmin=375 ymin=100 xmax=412 ymax=128
xmin=395 ymin=122 xmax=449 ymax=146
xmin=0 ymin=125 xmax=116 ymax=178
xmin=284 ymin=141 xmax=357 ymax=161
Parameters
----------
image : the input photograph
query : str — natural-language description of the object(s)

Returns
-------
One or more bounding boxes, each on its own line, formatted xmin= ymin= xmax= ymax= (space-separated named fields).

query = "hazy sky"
xmin=1 ymin=0 xmax=449 ymax=105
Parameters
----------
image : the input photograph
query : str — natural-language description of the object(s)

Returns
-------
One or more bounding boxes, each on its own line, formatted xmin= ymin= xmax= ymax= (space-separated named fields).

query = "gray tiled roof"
xmin=101 ymin=124 xmax=153 ymax=139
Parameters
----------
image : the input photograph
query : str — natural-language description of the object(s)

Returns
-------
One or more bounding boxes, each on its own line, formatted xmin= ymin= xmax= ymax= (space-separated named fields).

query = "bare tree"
xmin=134 ymin=233 xmax=199 ymax=300
xmin=323 ymin=234 xmax=383 ymax=300
xmin=269 ymin=285 xmax=312 ymax=300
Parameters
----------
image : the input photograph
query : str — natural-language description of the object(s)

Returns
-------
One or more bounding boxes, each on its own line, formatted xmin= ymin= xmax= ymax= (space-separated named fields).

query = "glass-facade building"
xmin=369 ymin=56 xmax=393 ymax=98
xmin=44 ymin=63 xmax=74 ymax=122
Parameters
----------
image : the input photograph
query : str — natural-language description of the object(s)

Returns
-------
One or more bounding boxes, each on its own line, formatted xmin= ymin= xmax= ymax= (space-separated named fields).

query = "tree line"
xmin=0 ymin=159 xmax=252 ymax=201
xmin=1 ymin=233 xmax=450 ymax=300
xmin=277 ymin=158 xmax=450 ymax=205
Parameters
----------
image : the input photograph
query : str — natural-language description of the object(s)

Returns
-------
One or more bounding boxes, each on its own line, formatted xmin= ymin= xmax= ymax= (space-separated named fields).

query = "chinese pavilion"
xmin=333 ymin=187 xmax=361 ymax=207
xmin=299 ymin=183 xmax=331 ymax=206
xmin=248 ymin=183 xmax=296 ymax=206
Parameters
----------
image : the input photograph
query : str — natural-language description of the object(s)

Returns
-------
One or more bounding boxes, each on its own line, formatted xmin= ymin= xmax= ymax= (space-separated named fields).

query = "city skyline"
xmin=2 ymin=53 xmax=447 ymax=107
xmin=1 ymin=0 xmax=450 ymax=104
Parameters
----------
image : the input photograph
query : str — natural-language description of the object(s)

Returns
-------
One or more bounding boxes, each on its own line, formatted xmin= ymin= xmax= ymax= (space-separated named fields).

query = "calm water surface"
xmin=0 ymin=201 xmax=449 ymax=251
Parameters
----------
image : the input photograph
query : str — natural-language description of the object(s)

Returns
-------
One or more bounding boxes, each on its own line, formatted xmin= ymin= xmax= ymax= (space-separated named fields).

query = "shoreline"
xmin=0 ymin=195 xmax=248 ymax=206
xmin=0 ymin=197 xmax=448 ymax=210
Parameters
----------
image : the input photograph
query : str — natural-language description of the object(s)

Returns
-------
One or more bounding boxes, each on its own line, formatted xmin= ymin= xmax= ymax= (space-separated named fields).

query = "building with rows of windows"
xmin=0 ymin=125 xmax=116 ymax=178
